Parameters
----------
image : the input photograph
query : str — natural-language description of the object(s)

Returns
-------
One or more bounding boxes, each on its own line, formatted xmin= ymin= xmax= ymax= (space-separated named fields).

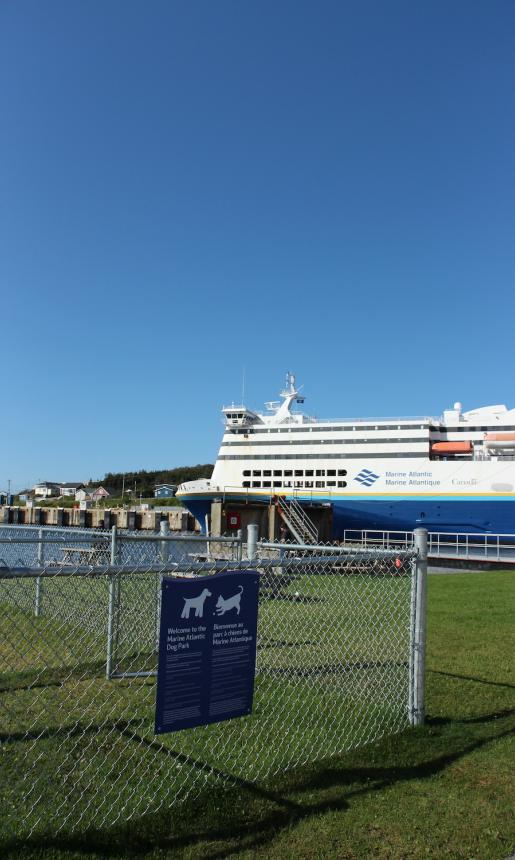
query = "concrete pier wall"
xmin=0 ymin=506 xmax=200 ymax=532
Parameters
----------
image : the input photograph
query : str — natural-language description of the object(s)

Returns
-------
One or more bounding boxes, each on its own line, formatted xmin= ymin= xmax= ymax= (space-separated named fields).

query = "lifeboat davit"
xmin=431 ymin=441 xmax=472 ymax=455
xmin=484 ymin=432 xmax=515 ymax=449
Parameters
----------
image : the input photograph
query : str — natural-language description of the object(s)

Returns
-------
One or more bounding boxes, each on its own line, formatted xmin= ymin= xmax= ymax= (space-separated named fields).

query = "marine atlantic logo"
xmin=354 ymin=469 xmax=380 ymax=487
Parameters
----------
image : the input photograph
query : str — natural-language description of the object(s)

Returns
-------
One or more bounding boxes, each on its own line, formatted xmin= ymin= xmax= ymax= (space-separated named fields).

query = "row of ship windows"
xmin=230 ymin=425 xmax=428 ymax=434
xmin=439 ymin=425 xmax=515 ymax=433
xmin=223 ymin=437 xmax=426 ymax=446
xmin=242 ymin=469 xmax=347 ymax=477
xmin=218 ymin=452 xmax=427 ymax=460
xmin=230 ymin=424 xmax=515 ymax=435
xmin=440 ymin=424 xmax=515 ymax=433
xmin=242 ymin=480 xmax=347 ymax=489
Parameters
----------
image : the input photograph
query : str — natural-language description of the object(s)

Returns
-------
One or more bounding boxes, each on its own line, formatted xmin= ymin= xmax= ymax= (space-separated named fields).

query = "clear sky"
xmin=1 ymin=0 xmax=514 ymax=491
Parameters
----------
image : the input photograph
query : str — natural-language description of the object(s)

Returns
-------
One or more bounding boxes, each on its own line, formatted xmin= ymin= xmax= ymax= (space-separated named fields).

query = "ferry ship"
xmin=176 ymin=373 xmax=515 ymax=537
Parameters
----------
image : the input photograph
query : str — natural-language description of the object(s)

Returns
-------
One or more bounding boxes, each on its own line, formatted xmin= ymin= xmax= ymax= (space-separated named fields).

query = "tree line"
xmin=98 ymin=464 xmax=213 ymax=497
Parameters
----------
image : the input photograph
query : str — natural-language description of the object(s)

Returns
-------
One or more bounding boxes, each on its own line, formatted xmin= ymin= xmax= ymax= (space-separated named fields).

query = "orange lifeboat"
xmin=484 ymin=432 xmax=515 ymax=449
xmin=431 ymin=441 xmax=472 ymax=455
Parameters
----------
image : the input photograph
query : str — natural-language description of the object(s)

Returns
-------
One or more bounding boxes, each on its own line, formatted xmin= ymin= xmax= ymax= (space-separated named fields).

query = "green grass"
xmin=1 ymin=570 xmax=514 ymax=859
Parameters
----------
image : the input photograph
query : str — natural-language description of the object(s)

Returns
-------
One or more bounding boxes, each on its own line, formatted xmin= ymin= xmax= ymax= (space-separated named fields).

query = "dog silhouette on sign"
xmin=215 ymin=585 xmax=243 ymax=616
xmin=181 ymin=588 xmax=212 ymax=619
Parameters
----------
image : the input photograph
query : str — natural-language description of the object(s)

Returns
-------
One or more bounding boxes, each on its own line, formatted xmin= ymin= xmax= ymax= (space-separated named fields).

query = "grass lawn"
xmin=1 ymin=569 xmax=513 ymax=859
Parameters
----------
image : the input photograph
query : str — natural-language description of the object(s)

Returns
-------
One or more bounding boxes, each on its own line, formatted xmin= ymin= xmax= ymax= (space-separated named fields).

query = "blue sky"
xmin=1 ymin=1 xmax=514 ymax=491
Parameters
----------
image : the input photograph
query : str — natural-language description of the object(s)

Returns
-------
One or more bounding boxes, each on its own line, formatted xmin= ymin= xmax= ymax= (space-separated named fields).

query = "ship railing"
xmin=305 ymin=415 xmax=434 ymax=425
xmin=342 ymin=529 xmax=515 ymax=562
xmin=220 ymin=487 xmax=338 ymax=507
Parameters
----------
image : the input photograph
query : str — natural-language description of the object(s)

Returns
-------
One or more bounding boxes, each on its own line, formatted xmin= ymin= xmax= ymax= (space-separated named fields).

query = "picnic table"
xmin=59 ymin=545 xmax=111 ymax=566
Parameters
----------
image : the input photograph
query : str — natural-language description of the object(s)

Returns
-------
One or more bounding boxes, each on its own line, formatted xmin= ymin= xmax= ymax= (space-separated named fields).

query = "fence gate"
xmin=0 ymin=529 xmax=427 ymax=841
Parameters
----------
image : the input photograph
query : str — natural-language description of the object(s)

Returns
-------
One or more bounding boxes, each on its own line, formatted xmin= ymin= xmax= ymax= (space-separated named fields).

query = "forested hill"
xmin=98 ymin=465 xmax=213 ymax=497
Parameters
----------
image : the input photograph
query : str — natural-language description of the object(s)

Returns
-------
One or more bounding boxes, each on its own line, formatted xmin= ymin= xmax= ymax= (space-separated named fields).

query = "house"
xmin=154 ymin=483 xmax=177 ymax=499
xmin=75 ymin=486 xmax=111 ymax=502
xmin=90 ymin=486 xmax=110 ymax=502
xmin=75 ymin=488 xmax=92 ymax=502
xmin=59 ymin=482 xmax=84 ymax=497
xmin=33 ymin=481 xmax=60 ymax=498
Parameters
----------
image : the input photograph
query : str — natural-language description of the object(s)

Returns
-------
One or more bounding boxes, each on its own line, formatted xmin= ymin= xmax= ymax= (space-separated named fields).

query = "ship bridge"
xmin=222 ymin=405 xmax=260 ymax=427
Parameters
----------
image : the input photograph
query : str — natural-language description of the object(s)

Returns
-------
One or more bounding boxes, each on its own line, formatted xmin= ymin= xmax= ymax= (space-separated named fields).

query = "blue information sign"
xmin=155 ymin=570 xmax=260 ymax=734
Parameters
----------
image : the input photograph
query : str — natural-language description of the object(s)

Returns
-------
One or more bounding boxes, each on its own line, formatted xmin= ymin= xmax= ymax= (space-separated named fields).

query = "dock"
xmin=0 ymin=505 xmax=200 ymax=532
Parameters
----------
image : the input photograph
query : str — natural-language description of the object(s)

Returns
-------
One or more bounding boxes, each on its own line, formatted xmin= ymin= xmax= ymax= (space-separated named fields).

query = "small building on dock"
xmin=154 ymin=483 xmax=177 ymax=498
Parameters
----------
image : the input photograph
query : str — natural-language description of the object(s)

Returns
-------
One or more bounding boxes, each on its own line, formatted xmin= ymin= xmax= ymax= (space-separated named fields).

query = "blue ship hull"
xmin=180 ymin=492 xmax=515 ymax=537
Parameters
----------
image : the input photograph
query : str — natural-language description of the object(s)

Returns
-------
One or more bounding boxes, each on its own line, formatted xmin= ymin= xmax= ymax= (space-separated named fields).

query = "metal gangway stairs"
xmin=274 ymin=495 xmax=318 ymax=545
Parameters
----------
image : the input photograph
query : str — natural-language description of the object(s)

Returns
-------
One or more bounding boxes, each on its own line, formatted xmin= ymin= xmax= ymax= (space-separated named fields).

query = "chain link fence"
xmin=0 ymin=527 xmax=427 ymax=842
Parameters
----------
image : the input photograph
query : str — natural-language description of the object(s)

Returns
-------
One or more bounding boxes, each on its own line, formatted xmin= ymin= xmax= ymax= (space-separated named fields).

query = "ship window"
xmin=252 ymin=470 xmax=262 ymax=476
xmin=316 ymin=481 xmax=324 ymax=488
xmin=252 ymin=481 xmax=261 ymax=487
xmin=338 ymin=469 xmax=347 ymax=476
xmin=327 ymin=470 xmax=336 ymax=476
xmin=243 ymin=470 xmax=251 ymax=476
xmin=338 ymin=481 xmax=347 ymax=488
xmin=242 ymin=481 xmax=250 ymax=487
xmin=305 ymin=469 xmax=314 ymax=476
xmin=294 ymin=481 xmax=303 ymax=488
xmin=327 ymin=481 xmax=336 ymax=487
xmin=263 ymin=469 xmax=272 ymax=476
xmin=263 ymin=480 xmax=271 ymax=487
xmin=284 ymin=470 xmax=293 ymax=477
xmin=283 ymin=480 xmax=292 ymax=487
xmin=294 ymin=469 xmax=303 ymax=476
xmin=316 ymin=469 xmax=325 ymax=476
xmin=273 ymin=470 xmax=282 ymax=476
xmin=305 ymin=480 xmax=313 ymax=488
xmin=273 ymin=481 xmax=281 ymax=488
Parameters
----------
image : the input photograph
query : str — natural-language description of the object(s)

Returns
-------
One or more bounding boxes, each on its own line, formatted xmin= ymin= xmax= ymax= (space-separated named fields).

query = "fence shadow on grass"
xmin=0 ymin=659 xmax=106 ymax=694
xmin=429 ymin=669 xmax=515 ymax=690
xmin=3 ymin=708 xmax=514 ymax=860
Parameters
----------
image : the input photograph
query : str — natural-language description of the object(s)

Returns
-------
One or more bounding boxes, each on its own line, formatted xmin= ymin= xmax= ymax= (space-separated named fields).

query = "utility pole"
xmin=121 ymin=474 xmax=125 ymax=502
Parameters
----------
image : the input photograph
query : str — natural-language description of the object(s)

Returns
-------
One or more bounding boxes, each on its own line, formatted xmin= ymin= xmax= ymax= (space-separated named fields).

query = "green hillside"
xmin=98 ymin=464 xmax=213 ymax=497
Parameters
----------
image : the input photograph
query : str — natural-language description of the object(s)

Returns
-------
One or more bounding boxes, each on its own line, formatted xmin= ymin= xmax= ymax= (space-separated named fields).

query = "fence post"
xmin=247 ymin=523 xmax=258 ymax=561
xmin=155 ymin=520 xmax=169 ymax=650
xmin=205 ymin=514 xmax=211 ymax=562
xmin=35 ymin=527 xmax=44 ymax=617
xmin=159 ymin=519 xmax=169 ymax=563
xmin=410 ymin=528 xmax=428 ymax=726
xmin=106 ymin=526 xmax=118 ymax=680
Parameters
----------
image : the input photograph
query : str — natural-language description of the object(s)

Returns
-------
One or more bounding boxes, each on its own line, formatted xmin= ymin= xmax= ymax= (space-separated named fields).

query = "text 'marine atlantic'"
xmin=177 ymin=371 xmax=515 ymax=537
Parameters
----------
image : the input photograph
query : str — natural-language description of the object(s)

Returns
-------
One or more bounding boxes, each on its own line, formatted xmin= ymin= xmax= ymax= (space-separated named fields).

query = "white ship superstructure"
xmin=177 ymin=374 xmax=515 ymax=536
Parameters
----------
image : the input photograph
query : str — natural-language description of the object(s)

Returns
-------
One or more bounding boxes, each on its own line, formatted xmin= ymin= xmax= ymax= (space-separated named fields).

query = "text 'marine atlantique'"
xmin=155 ymin=571 xmax=260 ymax=734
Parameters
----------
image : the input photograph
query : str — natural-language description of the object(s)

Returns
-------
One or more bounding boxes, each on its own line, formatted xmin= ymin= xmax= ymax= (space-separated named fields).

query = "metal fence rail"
xmin=0 ymin=529 xmax=427 ymax=841
xmin=342 ymin=528 xmax=515 ymax=563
